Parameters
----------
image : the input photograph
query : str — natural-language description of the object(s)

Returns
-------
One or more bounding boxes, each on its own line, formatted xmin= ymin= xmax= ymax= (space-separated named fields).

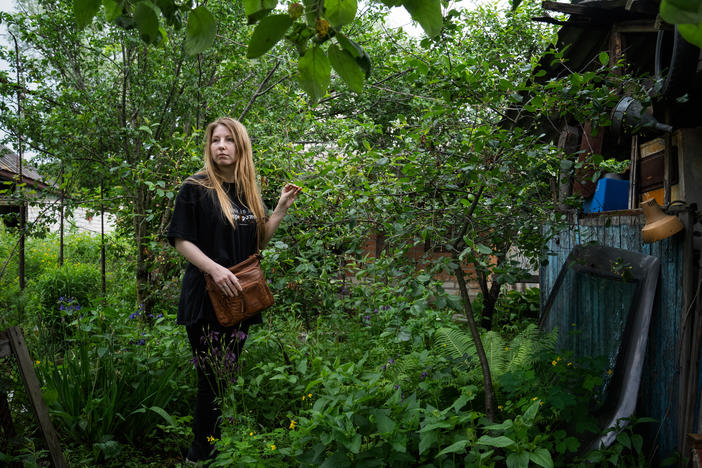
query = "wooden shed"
xmin=540 ymin=210 xmax=699 ymax=464
xmin=532 ymin=0 xmax=702 ymax=464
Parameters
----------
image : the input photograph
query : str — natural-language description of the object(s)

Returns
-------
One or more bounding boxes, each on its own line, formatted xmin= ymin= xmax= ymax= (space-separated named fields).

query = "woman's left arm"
xmin=263 ymin=183 xmax=302 ymax=247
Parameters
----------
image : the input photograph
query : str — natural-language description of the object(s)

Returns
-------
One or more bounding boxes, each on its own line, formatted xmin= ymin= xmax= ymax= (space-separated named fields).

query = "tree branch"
xmin=238 ymin=60 xmax=281 ymax=122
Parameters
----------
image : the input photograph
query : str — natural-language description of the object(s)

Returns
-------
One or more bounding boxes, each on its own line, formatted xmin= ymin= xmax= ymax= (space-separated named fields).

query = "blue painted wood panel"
xmin=541 ymin=213 xmax=684 ymax=462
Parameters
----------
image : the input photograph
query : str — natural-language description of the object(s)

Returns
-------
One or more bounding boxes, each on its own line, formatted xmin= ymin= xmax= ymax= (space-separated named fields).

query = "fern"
xmin=433 ymin=324 xmax=558 ymax=383
xmin=434 ymin=327 xmax=477 ymax=370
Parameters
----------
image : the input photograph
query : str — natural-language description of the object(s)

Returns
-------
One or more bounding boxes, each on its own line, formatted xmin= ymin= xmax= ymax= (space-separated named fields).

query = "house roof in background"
xmin=0 ymin=146 xmax=49 ymax=189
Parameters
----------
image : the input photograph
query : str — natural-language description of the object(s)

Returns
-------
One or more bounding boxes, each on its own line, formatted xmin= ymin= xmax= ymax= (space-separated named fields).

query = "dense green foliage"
xmin=0 ymin=232 xmax=653 ymax=467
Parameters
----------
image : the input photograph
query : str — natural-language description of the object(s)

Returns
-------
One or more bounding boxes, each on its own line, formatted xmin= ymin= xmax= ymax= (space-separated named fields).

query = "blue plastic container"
xmin=583 ymin=177 xmax=630 ymax=213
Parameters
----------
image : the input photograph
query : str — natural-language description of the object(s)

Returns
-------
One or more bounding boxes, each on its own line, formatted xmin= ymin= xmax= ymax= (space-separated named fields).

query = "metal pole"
xmin=59 ymin=170 xmax=64 ymax=266
xmin=11 ymin=33 xmax=25 ymax=291
xmin=101 ymin=183 xmax=106 ymax=296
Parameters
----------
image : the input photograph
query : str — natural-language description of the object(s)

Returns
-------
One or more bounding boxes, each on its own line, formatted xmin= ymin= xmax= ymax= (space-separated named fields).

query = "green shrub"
xmin=25 ymin=263 xmax=101 ymax=348
xmin=64 ymin=231 xmax=102 ymax=265
xmin=37 ymin=312 xmax=192 ymax=462
xmin=27 ymin=262 xmax=101 ymax=313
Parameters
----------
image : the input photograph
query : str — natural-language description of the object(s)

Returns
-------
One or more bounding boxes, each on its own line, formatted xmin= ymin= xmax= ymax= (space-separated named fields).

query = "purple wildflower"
xmin=421 ymin=371 xmax=428 ymax=379
xmin=388 ymin=358 xmax=395 ymax=365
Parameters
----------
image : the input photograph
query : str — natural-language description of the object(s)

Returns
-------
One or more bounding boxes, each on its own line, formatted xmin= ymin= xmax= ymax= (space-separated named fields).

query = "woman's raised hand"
xmin=277 ymin=184 xmax=302 ymax=212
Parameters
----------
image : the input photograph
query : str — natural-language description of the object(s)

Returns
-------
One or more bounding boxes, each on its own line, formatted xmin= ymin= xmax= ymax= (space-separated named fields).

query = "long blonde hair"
xmin=188 ymin=117 xmax=266 ymax=244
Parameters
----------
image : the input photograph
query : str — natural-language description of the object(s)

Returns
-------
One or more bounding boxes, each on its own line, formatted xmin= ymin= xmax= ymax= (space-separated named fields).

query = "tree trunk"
xmin=478 ymin=269 xmax=502 ymax=330
xmin=452 ymin=259 xmax=496 ymax=422
xmin=134 ymin=183 xmax=154 ymax=314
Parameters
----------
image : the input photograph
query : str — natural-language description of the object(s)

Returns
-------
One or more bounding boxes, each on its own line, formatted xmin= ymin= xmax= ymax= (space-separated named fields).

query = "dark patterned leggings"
xmin=185 ymin=321 xmax=249 ymax=460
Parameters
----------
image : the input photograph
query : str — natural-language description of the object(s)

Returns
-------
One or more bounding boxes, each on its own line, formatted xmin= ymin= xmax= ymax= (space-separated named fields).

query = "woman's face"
xmin=210 ymin=124 xmax=237 ymax=170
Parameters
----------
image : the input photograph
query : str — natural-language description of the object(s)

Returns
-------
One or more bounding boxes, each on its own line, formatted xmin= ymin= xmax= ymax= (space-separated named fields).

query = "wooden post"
xmin=689 ymin=434 xmax=702 ymax=468
xmin=0 ymin=327 xmax=67 ymax=468
xmin=677 ymin=208 xmax=697 ymax=458
xmin=0 ymin=336 xmax=17 ymax=449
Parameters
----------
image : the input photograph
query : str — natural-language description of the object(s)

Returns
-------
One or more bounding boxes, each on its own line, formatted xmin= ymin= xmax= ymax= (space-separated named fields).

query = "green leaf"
xmin=616 ymin=431 xmax=631 ymax=449
xmin=245 ymin=0 xmax=278 ymax=23
xmin=297 ymin=45 xmax=331 ymax=103
xmin=677 ymin=22 xmax=702 ymax=49
xmin=419 ymin=431 xmax=438 ymax=455
xmin=328 ymin=44 xmax=365 ymax=93
xmin=401 ymin=0 xmax=443 ymax=38
xmin=660 ymin=0 xmax=702 ymax=25
xmin=477 ymin=435 xmax=516 ymax=448
xmin=134 ymin=2 xmax=160 ymax=44
xmin=475 ymin=243 xmax=492 ymax=254
xmin=149 ymin=406 xmax=175 ymax=426
xmin=102 ymin=0 xmax=122 ymax=22
xmin=247 ymin=14 xmax=293 ymax=59
xmin=530 ymin=448 xmax=554 ymax=468
xmin=336 ymin=34 xmax=371 ymax=77
xmin=437 ymin=439 xmax=469 ymax=456
xmin=324 ymin=0 xmax=357 ymax=27
xmin=155 ymin=0 xmax=177 ymax=23
xmin=348 ymin=433 xmax=362 ymax=454
xmin=185 ymin=6 xmax=216 ymax=55
xmin=73 ymin=0 xmax=101 ymax=28
xmin=522 ymin=399 xmax=540 ymax=424
xmin=507 ymin=452 xmax=530 ymax=468
xmin=374 ymin=413 xmax=396 ymax=433
xmin=598 ymin=51 xmax=609 ymax=67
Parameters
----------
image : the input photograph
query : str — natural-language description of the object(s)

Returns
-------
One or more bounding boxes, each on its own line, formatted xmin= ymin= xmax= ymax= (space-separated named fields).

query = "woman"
xmin=167 ymin=117 xmax=301 ymax=463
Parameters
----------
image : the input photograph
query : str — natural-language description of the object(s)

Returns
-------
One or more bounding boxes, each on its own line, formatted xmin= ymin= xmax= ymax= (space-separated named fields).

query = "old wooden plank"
xmin=0 ymin=332 xmax=10 ymax=358
xmin=677 ymin=210 xmax=696 ymax=454
xmin=0 ymin=390 xmax=16 ymax=449
xmin=7 ymin=327 xmax=68 ymax=468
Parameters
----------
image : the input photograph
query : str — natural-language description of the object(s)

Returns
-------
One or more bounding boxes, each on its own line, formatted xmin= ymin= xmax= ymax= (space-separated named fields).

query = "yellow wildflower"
xmin=567 ymin=362 xmax=573 ymax=367
xmin=302 ymin=395 xmax=305 ymax=401
xmin=308 ymin=393 xmax=312 ymax=398
xmin=35 ymin=360 xmax=40 ymax=365
xmin=607 ymin=369 xmax=613 ymax=376
xmin=498 ymin=405 xmax=503 ymax=410
xmin=207 ymin=435 xmax=216 ymax=443
xmin=271 ymin=444 xmax=276 ymax=451
xmin=551 ymin=360 xmax=557 ymax=366
xmin=249 ymin=432 xmax=254 ymax=436
xmin=504 ymin=346 xmax=509 ymax=351
xmin=532 ymin=397 xmax=538 ymax=401
xmin=289 ymin=420 xmax=297 ymax=430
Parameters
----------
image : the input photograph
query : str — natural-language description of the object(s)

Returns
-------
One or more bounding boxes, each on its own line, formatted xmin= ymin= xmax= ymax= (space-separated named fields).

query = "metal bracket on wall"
xmin=0 ymin=327 xmax=67 ymax=468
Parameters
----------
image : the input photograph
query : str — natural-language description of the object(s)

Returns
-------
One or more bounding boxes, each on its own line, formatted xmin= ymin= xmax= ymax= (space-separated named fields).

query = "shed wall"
xmin=541 ymin=212 xmax=685 ymax=463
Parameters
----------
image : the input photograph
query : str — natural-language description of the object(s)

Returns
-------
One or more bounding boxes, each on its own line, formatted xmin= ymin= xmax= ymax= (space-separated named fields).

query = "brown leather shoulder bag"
xmin=205 ymin=254 xmax=274 ymax=327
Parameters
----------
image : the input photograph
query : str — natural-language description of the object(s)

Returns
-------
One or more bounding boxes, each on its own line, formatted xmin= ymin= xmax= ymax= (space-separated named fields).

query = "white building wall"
xmin=27 ymin=194 xmax=116 ymax=235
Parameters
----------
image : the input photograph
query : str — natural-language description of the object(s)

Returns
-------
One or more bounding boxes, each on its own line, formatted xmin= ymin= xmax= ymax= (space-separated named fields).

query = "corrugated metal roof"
xmin=0 ymin=146 xmax=44 ymax=183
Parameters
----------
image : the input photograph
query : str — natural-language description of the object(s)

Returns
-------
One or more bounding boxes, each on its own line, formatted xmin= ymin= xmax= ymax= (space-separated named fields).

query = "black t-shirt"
xmin=167 ymin=176 xmax=262 ymax=326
